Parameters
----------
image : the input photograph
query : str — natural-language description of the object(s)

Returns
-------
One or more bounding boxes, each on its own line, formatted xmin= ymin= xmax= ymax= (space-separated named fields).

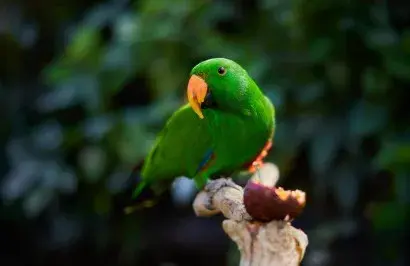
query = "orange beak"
xmin=187 ymin=75 xmax=208 ymax=119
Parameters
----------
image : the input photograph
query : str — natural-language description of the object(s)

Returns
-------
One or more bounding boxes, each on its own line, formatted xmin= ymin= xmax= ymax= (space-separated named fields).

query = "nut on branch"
xmin=243 ymin=163 xmax=306 ymax=222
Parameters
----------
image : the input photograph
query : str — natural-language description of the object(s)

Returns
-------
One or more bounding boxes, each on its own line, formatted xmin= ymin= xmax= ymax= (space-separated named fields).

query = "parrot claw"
xmin=204 ymin=198 xmax=216 ymax=211
xmin=204 ymin=178 xmax=241 ymax=193
xmin=203 ymin=178 xmax=242 ymax=210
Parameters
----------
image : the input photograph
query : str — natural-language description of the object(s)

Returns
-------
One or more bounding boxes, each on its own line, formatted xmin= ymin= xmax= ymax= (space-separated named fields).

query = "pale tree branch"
xmin=193 ymin=163 xmax=308 ymax=266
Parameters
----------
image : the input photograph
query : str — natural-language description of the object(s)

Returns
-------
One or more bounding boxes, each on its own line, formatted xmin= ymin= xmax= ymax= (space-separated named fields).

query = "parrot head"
xmin=187 ymin=58 xmax=259 ymax=119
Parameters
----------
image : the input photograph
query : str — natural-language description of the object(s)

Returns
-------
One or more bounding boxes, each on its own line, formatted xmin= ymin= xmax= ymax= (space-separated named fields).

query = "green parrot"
xmin=127 ymin=58 xmax=275 ymax=210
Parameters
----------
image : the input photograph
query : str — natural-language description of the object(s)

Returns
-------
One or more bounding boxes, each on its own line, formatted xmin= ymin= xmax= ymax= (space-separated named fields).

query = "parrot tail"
xmin=121 ymin=160 xmax=162 ymax=214
xmin=131 ymin=180 xmax=147 ymax=199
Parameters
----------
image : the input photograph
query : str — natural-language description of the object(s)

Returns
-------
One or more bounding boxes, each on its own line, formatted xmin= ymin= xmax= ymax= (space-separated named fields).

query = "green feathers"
xmin=130 ymin=58 xmax=275 ymax=203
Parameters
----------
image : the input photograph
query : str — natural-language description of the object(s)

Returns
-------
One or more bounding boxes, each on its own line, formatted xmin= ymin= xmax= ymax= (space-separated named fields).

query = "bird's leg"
xmin=194 ymin=175 xmax=215 ymax=210
xmin=202 ymin=177 xmax=242 ymax=211
xmin=204 ymin=179 xmax=215 ymax=211
xmin=205 ymin=177 xmax=236 ymax=192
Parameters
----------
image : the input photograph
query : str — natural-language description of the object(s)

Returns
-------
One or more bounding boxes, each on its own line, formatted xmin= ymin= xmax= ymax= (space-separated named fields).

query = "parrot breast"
xmin=242 ymin=139 xmax=273 ymax=173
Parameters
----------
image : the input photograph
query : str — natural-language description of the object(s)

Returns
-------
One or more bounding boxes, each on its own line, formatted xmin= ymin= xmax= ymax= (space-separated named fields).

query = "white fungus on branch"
xmin=192 ymin=163 xmax=308 ymax=266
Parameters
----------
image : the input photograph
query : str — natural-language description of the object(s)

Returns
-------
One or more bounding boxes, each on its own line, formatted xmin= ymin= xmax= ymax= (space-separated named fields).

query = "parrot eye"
xmin=217 ymin=67 xmax=226 ymax=76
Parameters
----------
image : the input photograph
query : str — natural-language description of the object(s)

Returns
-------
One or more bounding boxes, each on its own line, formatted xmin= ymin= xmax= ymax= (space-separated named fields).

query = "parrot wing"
xmin=133 ymin=104 xmax=214 ymax=197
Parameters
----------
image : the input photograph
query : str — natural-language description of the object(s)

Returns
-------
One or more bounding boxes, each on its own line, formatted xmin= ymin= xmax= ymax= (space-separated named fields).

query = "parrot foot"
xmin=204 ymin=198 xmax=215 ymax=211
xmin=203 ymin=178 xmax=242 ymax=211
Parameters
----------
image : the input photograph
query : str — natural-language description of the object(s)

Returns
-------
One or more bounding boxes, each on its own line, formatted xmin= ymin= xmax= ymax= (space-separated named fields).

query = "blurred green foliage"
xmin=1 ymin=0 xmax=409 ymax=265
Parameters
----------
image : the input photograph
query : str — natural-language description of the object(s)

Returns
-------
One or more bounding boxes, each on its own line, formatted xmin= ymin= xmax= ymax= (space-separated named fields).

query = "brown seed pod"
xmin=243 ymin=180 xmax=306 ymax=222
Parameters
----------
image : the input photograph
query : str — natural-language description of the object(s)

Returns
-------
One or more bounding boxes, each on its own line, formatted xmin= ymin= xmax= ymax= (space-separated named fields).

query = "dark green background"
xmin=1 ymin=0 xmax=409 ymax=265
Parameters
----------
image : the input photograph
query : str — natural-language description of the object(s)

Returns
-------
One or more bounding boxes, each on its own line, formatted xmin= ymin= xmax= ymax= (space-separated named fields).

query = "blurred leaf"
xmin=362 ymin=67 xmax=390 ymax=97
xmin=294 ymin=82 xmax=325 ymax=104
xmin=369 ymin=201 xmax=408 ymax=231
xmin=369 ymin=5 xmax=389 ymax=26
xmin=148 ymin=57 xmax=184 ymax=97
xmin=332 ymin=162 xmax=358 ymax=214
xmin=102 ymin=44 xmax=134 ymax=72
xmin=308 ymin=38 xmax=332 ymax=63
xmin=37 ymin=74 xmax=100 ymax=112
xmin=400 ymin=30 xmax=410 ymax=54
xmin=56 ymin=170 xmax=78 ymax=194
xmin=23 ymin=187 xmax=54 ymax=218
xmin=75 ymin=74 xmax=102 ymax=112
xmin=326 ymin=61 xmax=349 ymax=89
xmin=247 ymin=57 xmax=271 ymax=82
xmin=78 ymin=146 xmax=107 ymax=183
xmin=6 ymin=138 xmax=35 ymax=167
xmin=42 ymin=62 xmax=74 ymax=86
xmin=295 ymin=114 xmax=323 ymax=140
xmin=116 ymin=123 xmax=153 ymax=164
xmin=1 ymin=160 xmax=40 ymax=201
xmin=384 ymin=53 xmax=410 ymax=81
xmin=348 ymin=100 xmax=388 ymax=137
xmin=122 ymin=96 xmax=181 ymax=125
xmin=309 ymin=118 xmax=342 ymax=176
xmin=272 ymin=120 xmax=301 ymax=172
xmin=106 ymin=171 xmax=129 ymax=194
xmin=93 ymin=190 xmax=111 ymax=214
xmin=66 ymin=26 xmax=102 ymax=65
xmin=32 ymin=121 xmax=63 ymax=150
xmin=265 ymin=85 xmax=285 ymax=108
xmin=394 ymin=171 xmax=410 ymax=204
xmin=113 ymin=13 xmax=140 ymax=45
xmin=365 ymin=28 xmax=398 ymax=49
xmin=41 ymin=161 xmax=64 ymax=189
xmin=98 ymin=67 xmax=131 ymax=95
xmin=35 ymin=83 xmax=79 ymax=112
xmin=82 ymin=115 xmax=114 ymax=141
xmin=375 ymin=142 xmax=410 ymax=171
xmin=84 ymin=1 xmax=125 ymax=27
xmin=49 ymin=214 xmax=82 ymax=248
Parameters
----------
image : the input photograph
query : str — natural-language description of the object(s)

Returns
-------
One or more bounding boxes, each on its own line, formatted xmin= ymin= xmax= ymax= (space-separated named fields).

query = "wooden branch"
xmin=192 ymin=163 xmax=308 ymax=266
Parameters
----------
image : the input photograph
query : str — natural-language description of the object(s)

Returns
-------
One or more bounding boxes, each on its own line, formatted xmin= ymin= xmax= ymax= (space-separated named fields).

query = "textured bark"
xmin=192 ymin=163 xmax=308 ymax=266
